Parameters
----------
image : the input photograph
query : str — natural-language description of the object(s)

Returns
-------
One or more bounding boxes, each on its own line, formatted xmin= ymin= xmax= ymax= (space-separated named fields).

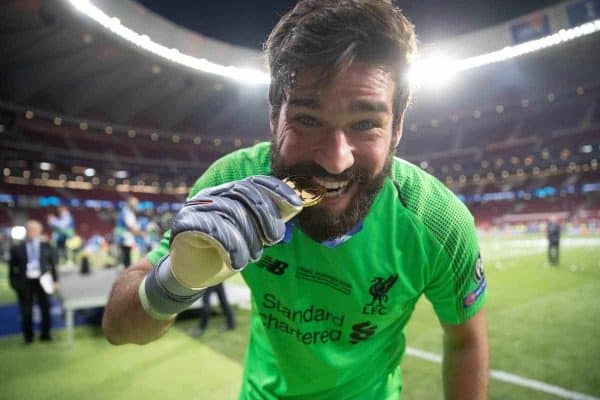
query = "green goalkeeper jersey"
xmin=147 ymin=142 xmax=486 ymax=400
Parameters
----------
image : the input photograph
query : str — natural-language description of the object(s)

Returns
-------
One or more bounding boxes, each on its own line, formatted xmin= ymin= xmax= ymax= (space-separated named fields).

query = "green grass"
xmin=0 ymin=262 xmax=16 ymax=304
xmin=0 ymin=314 xmax=249 ymax=400
xmin=0 ymin=235 xmax=599 ymax=399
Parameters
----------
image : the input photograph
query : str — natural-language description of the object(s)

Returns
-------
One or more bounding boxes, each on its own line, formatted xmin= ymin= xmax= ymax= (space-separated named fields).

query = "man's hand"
xmin=171 ymin=175 xmax=303 ymax=276
xmin=139 ymin=176 xmax=302 ymax=320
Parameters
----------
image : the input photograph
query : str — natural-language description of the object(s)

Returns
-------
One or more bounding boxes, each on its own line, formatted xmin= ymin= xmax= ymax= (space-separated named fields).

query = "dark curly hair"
xmin=265 ymin=0 xmax=417 ymax=130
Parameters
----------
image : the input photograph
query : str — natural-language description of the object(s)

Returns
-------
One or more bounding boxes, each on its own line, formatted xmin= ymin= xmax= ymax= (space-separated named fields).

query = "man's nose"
xmin=313 ymin=129 xmax=355 ymax=175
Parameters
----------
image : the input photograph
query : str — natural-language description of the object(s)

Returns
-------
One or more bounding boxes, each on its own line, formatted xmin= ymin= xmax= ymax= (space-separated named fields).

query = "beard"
xmin=271 ymin=144 xmax=394 ymax=243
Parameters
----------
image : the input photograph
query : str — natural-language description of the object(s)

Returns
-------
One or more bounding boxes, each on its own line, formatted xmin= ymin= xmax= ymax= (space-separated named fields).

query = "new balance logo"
xmin=257 ymin=256 xmax=289 ymax=275
xmin=349 ymin=321 xmax=377 ymax=344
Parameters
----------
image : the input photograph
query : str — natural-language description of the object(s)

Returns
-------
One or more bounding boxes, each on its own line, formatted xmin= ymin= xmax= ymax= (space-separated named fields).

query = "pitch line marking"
xmin=405 ymin=347 xmax=599 ymax=400
xmin=227 ymin=285 xmax=598 ymax=399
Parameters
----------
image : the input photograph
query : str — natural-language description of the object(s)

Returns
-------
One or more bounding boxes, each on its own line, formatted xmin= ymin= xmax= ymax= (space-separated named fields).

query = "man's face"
xmin=271 ymin=63 xmax=402 ymax=242
xmin=26 ymin=222 xmax=42 ymax=240
xmin=129 ymin=198 xmax=138 ymax=210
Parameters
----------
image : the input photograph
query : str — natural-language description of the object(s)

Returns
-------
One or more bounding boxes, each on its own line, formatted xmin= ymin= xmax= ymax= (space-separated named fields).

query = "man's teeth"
xmin=313 ymin=178 xmax=350 ymax=197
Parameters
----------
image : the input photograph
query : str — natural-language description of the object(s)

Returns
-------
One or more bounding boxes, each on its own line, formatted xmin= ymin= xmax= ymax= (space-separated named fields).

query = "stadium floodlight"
xmin=66 ymin=0 xmax=270 ymax=85
xmin=114 ymin=170 xmax=128 ymax=179
xmin=407 ymin=52 xmax=458 ymax=90
xmin=449 ymin=19 xmax=600 ymax=73
xmin=408 ymin=19 xmax=600 ymax=88
xmin=68 ymin=1 xmax=599 ymax=88
xmin=11 ymin=226 xmax=26 ymax=241
xmin=39 ymin=162 xmax=53 ymax=171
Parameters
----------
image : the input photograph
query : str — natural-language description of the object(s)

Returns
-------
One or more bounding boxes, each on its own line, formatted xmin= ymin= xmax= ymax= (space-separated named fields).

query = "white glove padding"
xmin=169 ymin=175 xmax=303 ymax=289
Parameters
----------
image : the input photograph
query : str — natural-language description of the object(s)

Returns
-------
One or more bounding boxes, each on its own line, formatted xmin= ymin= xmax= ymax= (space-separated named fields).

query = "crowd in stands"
xmin=1 ymin=72 xmax=599 ymax=244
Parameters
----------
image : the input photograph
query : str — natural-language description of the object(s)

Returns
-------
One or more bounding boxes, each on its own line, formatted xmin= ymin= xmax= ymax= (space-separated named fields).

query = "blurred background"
xmin=0 ymin=1 xmax=599 ymax=399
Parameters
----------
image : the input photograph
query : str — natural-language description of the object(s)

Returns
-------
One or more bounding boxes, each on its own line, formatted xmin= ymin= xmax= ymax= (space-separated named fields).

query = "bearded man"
xmin=102 ymin=1 xmax=488 ymax=398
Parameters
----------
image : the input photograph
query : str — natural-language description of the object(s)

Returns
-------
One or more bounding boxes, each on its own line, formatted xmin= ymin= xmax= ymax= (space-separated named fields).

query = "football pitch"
xmin=0 ymin=234 xmax=598 ymax=399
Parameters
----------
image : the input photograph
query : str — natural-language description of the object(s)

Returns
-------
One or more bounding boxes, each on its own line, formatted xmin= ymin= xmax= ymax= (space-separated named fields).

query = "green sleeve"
xmin=424 ymin=213 xmax=486 ymax=324
xmin=146 ymin=231 xmax=170 ymax=266
xmin=392 ymin=158 xmax=486 ymax=324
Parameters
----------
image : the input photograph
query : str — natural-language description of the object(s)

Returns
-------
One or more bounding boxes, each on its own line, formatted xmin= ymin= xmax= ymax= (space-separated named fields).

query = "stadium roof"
xmin=1 ymin=0 xmax=599 ymax=142
xmin=137 ymin=0 xmax=566 ymax=48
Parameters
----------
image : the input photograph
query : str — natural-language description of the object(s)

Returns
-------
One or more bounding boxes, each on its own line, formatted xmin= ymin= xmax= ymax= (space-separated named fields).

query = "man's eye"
xmin=296 ymin=115 xmax=321 ymax=127
xmin=353 ymin=120 xmax=377 ymax=130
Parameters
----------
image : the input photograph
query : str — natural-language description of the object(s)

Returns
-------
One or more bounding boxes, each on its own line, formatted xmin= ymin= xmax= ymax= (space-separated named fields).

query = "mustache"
xmin=274 ymin=163 xmax=371 ymax=183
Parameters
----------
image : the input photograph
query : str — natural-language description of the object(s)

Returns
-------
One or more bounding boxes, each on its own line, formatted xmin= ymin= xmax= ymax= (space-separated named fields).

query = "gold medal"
xmin=283 ymin=177 xmax=325 ymax=207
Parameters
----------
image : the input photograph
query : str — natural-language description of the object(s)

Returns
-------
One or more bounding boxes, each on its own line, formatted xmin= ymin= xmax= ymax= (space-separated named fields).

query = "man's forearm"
xmin=102 ymin=258 xmax=175 ymax=345
xmin=442 ymin=312 xmax=489 ymax=399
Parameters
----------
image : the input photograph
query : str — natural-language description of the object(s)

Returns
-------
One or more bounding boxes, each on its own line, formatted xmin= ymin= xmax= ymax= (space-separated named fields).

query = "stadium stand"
xmin=1 ymin=0 xmax=599 ymax=243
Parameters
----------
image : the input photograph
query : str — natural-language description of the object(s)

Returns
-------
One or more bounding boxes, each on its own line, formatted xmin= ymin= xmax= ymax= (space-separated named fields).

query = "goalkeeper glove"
xmin=139 ymin=175 xmax=302 ymax=320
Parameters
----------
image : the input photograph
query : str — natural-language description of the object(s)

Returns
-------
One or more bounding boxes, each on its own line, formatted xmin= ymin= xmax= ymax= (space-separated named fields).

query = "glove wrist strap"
xmin=138 ymin=256 xmax=205 ymax=320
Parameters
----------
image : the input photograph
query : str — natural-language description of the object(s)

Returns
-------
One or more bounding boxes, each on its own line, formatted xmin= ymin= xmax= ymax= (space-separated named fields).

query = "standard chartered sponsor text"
xmin=260 ymin=293 xmax=345 ymax=345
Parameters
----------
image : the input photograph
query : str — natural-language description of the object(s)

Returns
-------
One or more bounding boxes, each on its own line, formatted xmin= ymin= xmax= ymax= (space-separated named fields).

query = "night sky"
xmin=136 ymin=0 xmax=566 ymax=48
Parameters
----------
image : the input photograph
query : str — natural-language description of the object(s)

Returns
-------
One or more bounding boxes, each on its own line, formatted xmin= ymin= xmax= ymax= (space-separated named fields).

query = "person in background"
xmin=114 ymin=196 xmax=141 ymax=268
xmin=143 ymin=217 xmax=162 ymax=254
xmin=80 ymin=234 xmax=108 ymax=274
xmin=9 ymin=220 xmax=57 ymax=344
xmin=47 ymin=205 xmax=74 ymax=265
xmin=188 ymin=283 xmax=236 ymax=337
xmin=135 ymin=209 xmax=161 ymax=257
xmin=547 ymin=217 xmax=561 ymax=266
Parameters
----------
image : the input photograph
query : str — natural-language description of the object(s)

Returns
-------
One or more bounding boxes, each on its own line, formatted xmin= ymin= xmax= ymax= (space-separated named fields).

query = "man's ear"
xmin=269 ymin=105 xmax=279 ymax=136
xmin=393 ymin=128 xmax=402 ymax=148
xmin=269 ymin=116 xmax=276 ymax=136
xmin=392 ymin=113 xmax=405 ymax=148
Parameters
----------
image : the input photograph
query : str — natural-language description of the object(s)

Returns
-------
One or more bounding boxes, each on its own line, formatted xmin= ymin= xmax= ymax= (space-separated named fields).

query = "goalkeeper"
xmin=102 ymin=1 xmax=489 ymax=399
